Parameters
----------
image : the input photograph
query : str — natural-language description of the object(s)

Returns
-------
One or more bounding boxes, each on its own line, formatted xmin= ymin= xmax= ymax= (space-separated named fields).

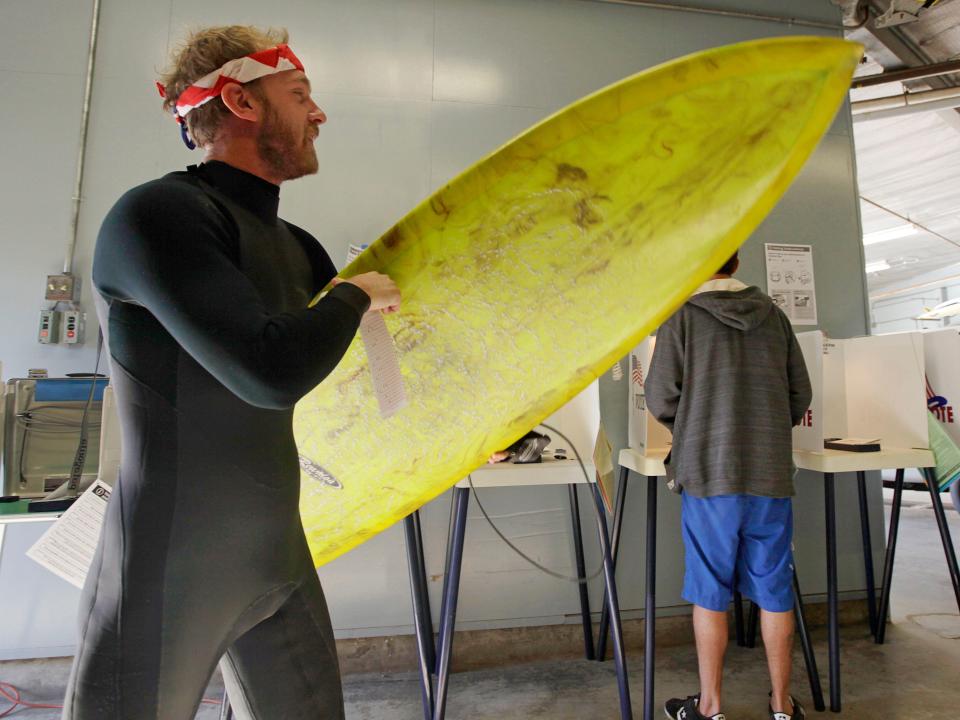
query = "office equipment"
xmin=1 ymin=378 xmax=107 ymax=498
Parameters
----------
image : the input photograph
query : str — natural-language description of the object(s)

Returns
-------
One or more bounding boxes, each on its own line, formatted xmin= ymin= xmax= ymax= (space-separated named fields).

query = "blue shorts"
xmin=681 ymin=493 xmax=794 ymax=613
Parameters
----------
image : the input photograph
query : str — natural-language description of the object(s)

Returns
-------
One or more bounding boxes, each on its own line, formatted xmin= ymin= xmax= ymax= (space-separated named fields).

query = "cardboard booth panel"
xmin=821 ymin=336 xmax=848 ymax=441
xmin=542 ymin=380 xmax=600 ymax=461
xmin=842 ymin=333 xmax=928 ymax=449
xmin=922 ymin=329 xmax=960 ymax=444
xmin=792 ymin=331 xmax=823 ymax=452
xmin=628 ymin=338 xmax=672 ymax=454
xmin=794 ymin=332 xmax=929 ymax=452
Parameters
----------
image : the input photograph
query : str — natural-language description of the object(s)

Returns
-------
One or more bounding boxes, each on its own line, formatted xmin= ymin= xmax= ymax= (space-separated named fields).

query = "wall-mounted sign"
xmin=764 ymin=243 xmax=817 ymax=325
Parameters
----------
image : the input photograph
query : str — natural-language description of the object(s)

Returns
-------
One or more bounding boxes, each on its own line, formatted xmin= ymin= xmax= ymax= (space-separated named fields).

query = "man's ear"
xmin=220 ymin=83 xmax=261 ymax=122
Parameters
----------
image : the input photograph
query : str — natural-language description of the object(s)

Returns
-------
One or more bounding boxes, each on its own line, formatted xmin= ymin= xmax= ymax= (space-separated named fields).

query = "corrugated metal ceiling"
xmin=844 ymin=0 xmax=960 ymax=298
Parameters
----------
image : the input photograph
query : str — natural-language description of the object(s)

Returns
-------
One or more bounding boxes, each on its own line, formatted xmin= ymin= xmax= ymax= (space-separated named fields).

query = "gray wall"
xmin=0 ymin=0 xmax=876 ymax=644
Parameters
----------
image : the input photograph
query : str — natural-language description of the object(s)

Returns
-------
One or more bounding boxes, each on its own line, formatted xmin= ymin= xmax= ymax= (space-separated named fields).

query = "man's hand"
xmin=335 ymin=272 xmax=401 ymax=314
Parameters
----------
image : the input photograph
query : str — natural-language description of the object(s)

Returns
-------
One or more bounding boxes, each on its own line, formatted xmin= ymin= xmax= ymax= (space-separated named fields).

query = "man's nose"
xmin=309 ymin=105 xmax=327 ymax=125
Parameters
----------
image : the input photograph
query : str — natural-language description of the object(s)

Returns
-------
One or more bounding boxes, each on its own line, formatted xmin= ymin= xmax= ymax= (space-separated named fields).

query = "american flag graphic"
xmin=631 ymin=355 xmax=644 ymax=386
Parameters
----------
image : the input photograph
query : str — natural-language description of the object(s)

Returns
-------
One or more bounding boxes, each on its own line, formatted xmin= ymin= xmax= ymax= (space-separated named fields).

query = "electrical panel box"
xmin=38 ymin=310 xmax=60 ymax=344
xmin=61 ymin=311 xmax=83 ymax=344
xmin=45 ymin=274 xmax=79 ymax=302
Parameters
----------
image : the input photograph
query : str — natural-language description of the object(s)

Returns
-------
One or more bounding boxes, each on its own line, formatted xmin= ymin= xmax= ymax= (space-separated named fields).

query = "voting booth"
xmin=543 ymin=381 xmax=601 ymax=461
xmin=627 ymin=338 xmax=672 ymax=454
xmin=922 ymin=328 xmax=960 ymax=448
xmin=793 ymin=331 xmax=929 ymax=452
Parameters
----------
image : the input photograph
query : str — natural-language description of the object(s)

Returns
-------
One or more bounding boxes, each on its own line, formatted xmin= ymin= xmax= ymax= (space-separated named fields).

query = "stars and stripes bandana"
xmin=156 ymin=43 xmax=305 ymax=148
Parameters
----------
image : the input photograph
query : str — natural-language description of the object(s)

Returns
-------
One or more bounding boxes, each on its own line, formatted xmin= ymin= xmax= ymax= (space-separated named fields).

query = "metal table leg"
xmin=875 ymin=469 xmax=904 ymax=644
xmin=589 ymin=483 xmax=634 ymax=720
xmin=433 ymin=487 xmax=471 ymax=720
xmin=856 ymin=471 xmax=878 ymax=636
xmin=746 ymin=601 xmax=759 ymax=649
xmin=412 ymin=512 xmax=436 ymax=672
xmin=793 ymin=569 xmax=826 ymax=712
xmin=733 ymin=591 xmax=746 ymax=647
xmin=404 ymin=513 xmax=436 ymax=720
xmin=598 ymin=466 xmax=630 ymax=662
xmin=219 ymin=690 xmax=233 ymax=720
xmin=923 ymin=467 xmax=960 ymax=615
xmin=643 ymin=474 xmax=657 ymax=720
xmin=824 ymin=472 xmax=840 ymax=712
xmin=569 ymin=483 xmax=596 ymax=660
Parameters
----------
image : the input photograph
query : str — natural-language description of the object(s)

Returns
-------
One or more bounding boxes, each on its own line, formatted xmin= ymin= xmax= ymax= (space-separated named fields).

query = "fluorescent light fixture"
xmin=862 ymin=224 xmax=918 ymax=246
xmin=865 ymin=259 xmax=891 ymax=273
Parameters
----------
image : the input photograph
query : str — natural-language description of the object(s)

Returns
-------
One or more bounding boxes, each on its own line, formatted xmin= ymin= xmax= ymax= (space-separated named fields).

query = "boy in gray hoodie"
xmin=646 ymin=251 xmax=812 ymax=720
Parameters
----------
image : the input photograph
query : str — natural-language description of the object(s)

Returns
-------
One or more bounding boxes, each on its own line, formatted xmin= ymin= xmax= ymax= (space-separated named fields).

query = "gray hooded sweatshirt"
xmin=645 ymin=280 xmax=812 ymax=498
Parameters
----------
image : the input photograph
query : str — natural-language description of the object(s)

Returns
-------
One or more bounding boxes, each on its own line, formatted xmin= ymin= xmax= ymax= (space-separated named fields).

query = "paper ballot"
xmin=361 ymin=311 xmax=408 ymax=418
xmin=27 ymin=480 xmax=111 ymax=589
xmin=345 ymin=243 xmax=408 ymax=418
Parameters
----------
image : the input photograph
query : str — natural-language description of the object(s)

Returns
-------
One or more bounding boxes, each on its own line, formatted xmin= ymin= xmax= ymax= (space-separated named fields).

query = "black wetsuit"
xmin=64 ymin=161 xmax=370 ymax=720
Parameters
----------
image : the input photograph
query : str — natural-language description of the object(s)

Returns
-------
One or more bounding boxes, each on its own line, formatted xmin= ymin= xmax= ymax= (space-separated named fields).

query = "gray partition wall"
xmin=0 ymin=0 xmax=870 ymax=645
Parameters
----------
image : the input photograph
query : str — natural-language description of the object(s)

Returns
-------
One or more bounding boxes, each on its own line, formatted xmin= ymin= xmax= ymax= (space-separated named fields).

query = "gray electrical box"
xmin=38 ymin=310 xmax=60 ymax=344
xmin=61 ymin=310 xmax=83 ymax=344
xmin=45 ymin=274 xmax=79 ymax=302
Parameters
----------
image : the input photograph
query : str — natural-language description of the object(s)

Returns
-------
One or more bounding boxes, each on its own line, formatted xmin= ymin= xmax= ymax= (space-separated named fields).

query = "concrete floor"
xmin=1 ymin=489 xmax=957 ymax=719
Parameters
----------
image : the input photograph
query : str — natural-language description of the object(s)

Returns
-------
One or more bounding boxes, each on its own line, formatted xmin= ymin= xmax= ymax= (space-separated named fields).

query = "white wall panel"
xmin=169 ymin=0 xmax=435 ymax=100
xmin=429 ymin=100 xmax=548 ymax=189
xmin=0 ymin=1 xmax=92 ymax=74
xmin=282 ymin=93 xmax=433 ymax=265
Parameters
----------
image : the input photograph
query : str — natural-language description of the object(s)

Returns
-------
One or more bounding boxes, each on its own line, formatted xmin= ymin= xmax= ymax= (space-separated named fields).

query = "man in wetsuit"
xmin=63 ymin=26 xmax=399 ymax=719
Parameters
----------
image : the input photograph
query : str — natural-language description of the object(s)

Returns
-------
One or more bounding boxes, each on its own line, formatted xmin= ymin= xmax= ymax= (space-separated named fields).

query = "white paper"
xmin=346 ymin=243 xmax=368 ymax=265
xmin=26 ymin=479 xmax=111 ymax=589
xmin=764 ymin=243 xmax=818 ymax=325
xmin=360 ymin=312 xmax=408 ymax=418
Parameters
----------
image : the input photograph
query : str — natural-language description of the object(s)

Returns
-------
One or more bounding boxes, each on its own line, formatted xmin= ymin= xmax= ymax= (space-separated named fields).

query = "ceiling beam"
xmin=852 ymin=58 xmax=960 ymax=88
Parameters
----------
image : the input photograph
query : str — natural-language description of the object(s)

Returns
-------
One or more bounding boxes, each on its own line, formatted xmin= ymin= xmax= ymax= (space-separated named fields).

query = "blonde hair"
xmin=159 ymin=25 xmax=289 ymax=147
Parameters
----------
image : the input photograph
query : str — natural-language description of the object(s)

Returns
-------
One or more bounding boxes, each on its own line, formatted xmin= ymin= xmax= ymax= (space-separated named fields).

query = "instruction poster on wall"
xmin=764 ymin=243 xmax=818 ymax=325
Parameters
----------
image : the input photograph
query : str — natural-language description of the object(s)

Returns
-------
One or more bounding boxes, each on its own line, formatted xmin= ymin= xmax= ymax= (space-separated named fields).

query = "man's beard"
xmin=256 ymin=103 xmax=318 ymax=182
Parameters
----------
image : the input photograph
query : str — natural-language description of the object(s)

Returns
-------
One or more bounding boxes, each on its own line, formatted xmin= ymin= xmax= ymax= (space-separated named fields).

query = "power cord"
xmin=67 ymin=329 xmax=104 ymax=494
xmin=467 ymin=422 xmax=608 ymax=584
xmin=0 ymin=682 xmax=62 ymax=717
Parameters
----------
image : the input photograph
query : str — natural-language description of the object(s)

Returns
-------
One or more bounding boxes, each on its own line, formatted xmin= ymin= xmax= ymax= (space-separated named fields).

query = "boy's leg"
xmin=693 ymin=606 xmax=728 ymax=716
xmin=680 ymin=493 xmax=743 ymax=716
xmin=737 ymin=496 xmax=797 ymax=715
xmin=761 ymin=609 xmax=795 ymax=713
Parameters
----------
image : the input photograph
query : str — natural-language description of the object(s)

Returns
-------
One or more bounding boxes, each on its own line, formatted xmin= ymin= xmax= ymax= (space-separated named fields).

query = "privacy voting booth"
xmin=627 ymin=338 xmax=672 ymax=455
xmin=922 ymin=328 xmax=960 ymax=460
xmin=793 ymin=331 xmax=929 ymax=453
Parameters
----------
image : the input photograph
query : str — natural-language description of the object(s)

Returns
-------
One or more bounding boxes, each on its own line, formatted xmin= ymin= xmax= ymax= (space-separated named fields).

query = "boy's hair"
xmin=717 ymin=251 xmax=739 ymax=276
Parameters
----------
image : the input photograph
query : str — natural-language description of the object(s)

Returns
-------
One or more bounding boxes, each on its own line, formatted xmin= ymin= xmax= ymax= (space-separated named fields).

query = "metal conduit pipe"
xmin=581 ymin=0 xmax=840 ymax=30
xmin=852 ymin=86 xmax=960 ymax=121
xmin=64 ymin=0 xmax=102 ymax=275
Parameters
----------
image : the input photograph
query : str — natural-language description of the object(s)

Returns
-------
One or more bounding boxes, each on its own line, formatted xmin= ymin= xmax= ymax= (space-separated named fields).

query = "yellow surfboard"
xmin=295 ymin=36 xmax=862 ymax=566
